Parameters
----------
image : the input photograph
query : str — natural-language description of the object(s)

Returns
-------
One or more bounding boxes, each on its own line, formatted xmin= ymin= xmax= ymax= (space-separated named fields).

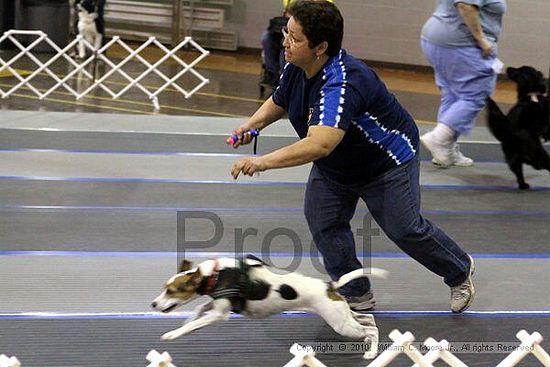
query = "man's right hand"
xmin=478 ymin=38 xmax=494 ymax=57
xmin=228 ymin=126 xmax=254 ymax=148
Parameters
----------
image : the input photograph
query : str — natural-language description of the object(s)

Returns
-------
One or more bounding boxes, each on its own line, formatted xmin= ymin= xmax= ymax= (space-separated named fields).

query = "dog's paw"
xmin=161 ymin=330 xmax=181 ymax=341
xmin=351 ymin=310 xmax=376 ymax=327
xmin=363 ymin=350 xmax=377 ymax=360
xmin=362 ymin=327 xmax=379 ymax=360
xmin=362 ymin=339 xmax=379 ymax=360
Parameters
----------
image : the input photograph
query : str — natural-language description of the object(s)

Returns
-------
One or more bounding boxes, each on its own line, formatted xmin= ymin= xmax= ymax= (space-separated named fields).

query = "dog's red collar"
xmin=203 ymin=259 xmax=220 ymax=295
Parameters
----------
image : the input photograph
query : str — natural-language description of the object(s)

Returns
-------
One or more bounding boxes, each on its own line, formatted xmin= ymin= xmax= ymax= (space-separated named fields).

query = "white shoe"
xmin=421 ymin=131 xmax=454 ymax=167
xmin=450 ymin=255 xmax=475 ymax=313
xmin=432 ymin=143 xmax=474 ymax=167
xmin=452 ymin=143 xmax=474 ymax=166
xmin=346 ymin=291 xmax=376 ymax=311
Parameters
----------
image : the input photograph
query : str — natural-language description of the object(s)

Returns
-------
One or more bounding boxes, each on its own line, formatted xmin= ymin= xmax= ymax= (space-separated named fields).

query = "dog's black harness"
xmin=197 ymin=256 xmax=271 ymax=313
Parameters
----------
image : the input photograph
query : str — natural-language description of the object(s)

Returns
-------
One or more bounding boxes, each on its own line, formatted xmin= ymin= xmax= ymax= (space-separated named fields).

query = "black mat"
xmin=0 ymin=315 xmax=548 ymax=367
xmin=1 ymin=181 xmax=549 ymax=211
xmin=2 ymin=128 xmax=537 ymax=162
xmin=0 ymin=129 xmax=298 ymax=156
xmin=1 ymin=209 xmax=550 ymax=254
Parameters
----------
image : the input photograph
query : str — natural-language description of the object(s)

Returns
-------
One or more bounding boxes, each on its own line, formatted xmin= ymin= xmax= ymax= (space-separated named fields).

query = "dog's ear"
xmin=174 ymin=268 xmax=203 ymax=292
xmin=189 ymin=268 xmax=203 ymax=287
xmin=179 ymin=259 xmax=193 ymax=272
xmin=506 ymin=67 xmax=518 ymax=81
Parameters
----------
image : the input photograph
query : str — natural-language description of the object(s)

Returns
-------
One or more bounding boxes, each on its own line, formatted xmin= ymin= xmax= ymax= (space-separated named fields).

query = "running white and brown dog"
xmin=151 ymin=255 xmax=388 ymax=359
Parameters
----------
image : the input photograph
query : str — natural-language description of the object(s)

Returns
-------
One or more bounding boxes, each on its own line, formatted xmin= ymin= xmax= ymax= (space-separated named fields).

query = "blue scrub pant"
xmin=421 ymin=38 xmax=497 ymax=136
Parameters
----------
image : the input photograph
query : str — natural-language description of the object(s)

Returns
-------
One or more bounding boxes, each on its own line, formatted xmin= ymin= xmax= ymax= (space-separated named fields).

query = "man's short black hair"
xmin=287 ymin=0 xmax=343 ymax=57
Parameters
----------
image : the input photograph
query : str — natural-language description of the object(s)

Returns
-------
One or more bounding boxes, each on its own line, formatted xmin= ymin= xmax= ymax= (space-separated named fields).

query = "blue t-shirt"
xmin=421 ymin=0 xmax=507 ymax=47
xmin=272 ymin=49 xmax=418 ymax=185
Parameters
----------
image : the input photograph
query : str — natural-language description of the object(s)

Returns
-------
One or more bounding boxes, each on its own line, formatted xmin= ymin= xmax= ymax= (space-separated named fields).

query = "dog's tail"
xmin=333 ymin=268 xmax=389 ymax=289
xmin=486 ymin=97 xmax=515 ymax=142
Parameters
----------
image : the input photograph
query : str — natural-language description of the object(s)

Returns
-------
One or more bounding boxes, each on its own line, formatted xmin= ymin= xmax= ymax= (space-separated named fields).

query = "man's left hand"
xmin=231 ymin=157 xmax=267 ymax=179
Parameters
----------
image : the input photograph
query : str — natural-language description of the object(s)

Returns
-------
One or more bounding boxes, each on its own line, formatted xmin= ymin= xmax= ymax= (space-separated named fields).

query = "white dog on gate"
xmin=77 ymin=4 xmax=102 ymax=58
xmin=151 ymin=255 xmax=388 ymax=359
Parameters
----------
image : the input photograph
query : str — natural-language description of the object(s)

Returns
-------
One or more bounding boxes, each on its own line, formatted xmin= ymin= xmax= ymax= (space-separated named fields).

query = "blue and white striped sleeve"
xmin=309 ymin=62 xmax=357 ymax=131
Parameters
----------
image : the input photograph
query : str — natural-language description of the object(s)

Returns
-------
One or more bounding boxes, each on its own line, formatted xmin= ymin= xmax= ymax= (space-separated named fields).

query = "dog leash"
xmin=226 ymin=129 xmax=260 ymax=155
xmin=253 ymin=134 xmax=258 ymax=155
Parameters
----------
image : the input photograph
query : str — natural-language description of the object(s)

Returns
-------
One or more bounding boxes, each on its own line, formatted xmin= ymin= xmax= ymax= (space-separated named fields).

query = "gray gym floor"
xmin=1 ymin=64 xmax=550 ymax=366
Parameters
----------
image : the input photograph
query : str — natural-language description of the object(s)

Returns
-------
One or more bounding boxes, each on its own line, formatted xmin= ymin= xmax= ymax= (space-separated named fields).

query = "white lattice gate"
xmin=0 ymin=30 xmax=209 ymax=110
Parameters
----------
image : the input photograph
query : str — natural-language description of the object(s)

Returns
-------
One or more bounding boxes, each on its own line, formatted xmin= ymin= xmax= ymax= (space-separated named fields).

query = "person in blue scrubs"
xmin=420 ymin=0 xmax=507 ymax=167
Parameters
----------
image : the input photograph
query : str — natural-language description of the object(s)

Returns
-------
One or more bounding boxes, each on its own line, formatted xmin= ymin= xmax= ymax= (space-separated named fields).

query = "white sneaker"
xmin=432 ymin=143 xmax=474 ymax=167
xmin=450 ymin=255 xmax=475 ymax=313
xmin=420 ymin=131 xmax=454 ymax=167
xmin=346 ymin=291 xmax=376 ymax=311
xmin=452 ymin=143 xmax=474 ymax=166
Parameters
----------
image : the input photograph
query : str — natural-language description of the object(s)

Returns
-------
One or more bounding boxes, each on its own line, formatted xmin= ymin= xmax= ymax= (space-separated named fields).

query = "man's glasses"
xmin=282 ymin=26 xmax=304 ymax=47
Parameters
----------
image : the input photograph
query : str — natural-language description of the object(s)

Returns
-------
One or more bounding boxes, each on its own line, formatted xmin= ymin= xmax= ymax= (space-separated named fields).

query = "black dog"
xmin=486 ymin=66 xmax=550 ymax=189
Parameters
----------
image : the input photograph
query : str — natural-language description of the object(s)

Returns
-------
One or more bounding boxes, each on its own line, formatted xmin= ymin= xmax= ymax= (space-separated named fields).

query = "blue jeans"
xmin=304 ymin=157 xmax=471 ymax=297
xmin=421 ymin=38 xmax=497 ymax=136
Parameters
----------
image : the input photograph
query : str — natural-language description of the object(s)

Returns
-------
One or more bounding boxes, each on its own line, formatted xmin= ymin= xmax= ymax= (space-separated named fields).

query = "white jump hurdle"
xmin=496 ymin=330 xmax=550 ymax=367
xmin=146 ymin=350 xmax=177 ymax=367
xmin=0 ymin=30 xmax=209 ymax=110
xmin=365 ymin=329 xmax=550 ymax=367
xmin=413 ymin=338 xmax=468 ymax=367
xmin=0 ymin=354 xmax=20 ymax=367
xmin=366 ymin=330 xmax=432 ymax=367
xmin=283 ymin=344 xmax=329 ymax=367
